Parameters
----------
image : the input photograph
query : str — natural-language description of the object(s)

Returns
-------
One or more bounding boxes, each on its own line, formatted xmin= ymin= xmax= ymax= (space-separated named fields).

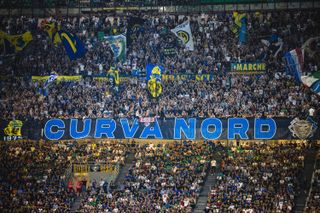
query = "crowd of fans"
xmin=1 ymin=139 xmax=318 ymax=212
xmin=78 ymin=141 xmax=215 ymax=212
xmin=1 ymin=73 xmax=319 ymax=119
xmin=0 ymin=8 xmax=320 ymax=213
xmin=1 ymin=11 xmax=319 ymax=76
xmin=205 ymin=143 xmax=306 ymax=212
xmin=71 ymin=140 xmax=128 ymax=165
xmin=0 ymin=140 xmax=129 ymax=212
xmin=0 ymin=11 xmax=320 ymax=120
xmin=0 ymin=141 xmax=75 ymax=212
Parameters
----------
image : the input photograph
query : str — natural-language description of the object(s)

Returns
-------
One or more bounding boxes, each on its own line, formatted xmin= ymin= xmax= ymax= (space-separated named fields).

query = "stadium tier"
xmin=0 ymin=2 xmax=320 ymax=213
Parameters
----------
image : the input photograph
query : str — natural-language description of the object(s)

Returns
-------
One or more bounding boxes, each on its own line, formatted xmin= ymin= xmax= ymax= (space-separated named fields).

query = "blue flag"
xmin=284 ymin=48 xmax=304 ymax=83
xmin=146 ymin=64 xmax=163 ymax=98
xmin=231 ymin=12 xmax=247 ymax=44
xmin=58 ymin=30 xmax=87 ymax=60
xmin=127 ymin=17 xmax=144 ymax=46
xmin=239 ymin=16 xmax=247 ymax=44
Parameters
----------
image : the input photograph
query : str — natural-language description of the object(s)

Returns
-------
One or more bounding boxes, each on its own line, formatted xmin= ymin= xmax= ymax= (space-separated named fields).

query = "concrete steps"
xmin=193 ymin=171 xmax=216 ymax=213
xmin=70 ymin=196 xmax=81 ymax=213
xmin=114 ymin=152 xmax=135 ymax=189
xmin=293 ymin=147 xmax=317 ymax=212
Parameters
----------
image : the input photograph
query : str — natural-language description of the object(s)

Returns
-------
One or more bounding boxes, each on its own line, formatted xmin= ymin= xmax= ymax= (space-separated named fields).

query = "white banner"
xmin=171 ymin=21 xmax=194 ymax=51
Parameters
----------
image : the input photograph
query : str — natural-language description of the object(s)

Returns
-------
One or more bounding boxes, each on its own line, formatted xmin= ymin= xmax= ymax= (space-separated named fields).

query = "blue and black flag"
xmin=127 ymin=16 xmax=145 ymax=46
xmin=58 ymin=30 xmax=87 ymax=60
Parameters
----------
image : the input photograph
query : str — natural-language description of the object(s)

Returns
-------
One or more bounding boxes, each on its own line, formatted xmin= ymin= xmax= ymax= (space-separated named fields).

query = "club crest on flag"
xmin=4 ymin=120 xmax=23 ymax=137
xmin=176 ymin=30 xmax=190 ymax=44
xmin=171 ymin=21 xmax=194 ymax=51
xmin=146 ymin=64 xmax=164 ymax=98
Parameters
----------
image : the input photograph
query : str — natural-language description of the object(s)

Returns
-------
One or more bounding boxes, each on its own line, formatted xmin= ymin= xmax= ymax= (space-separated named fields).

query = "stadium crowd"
xmin=78 ymin=141 xmax=215 ymax=212
xmin=71 ymin=140 xmax=128 ymax=165
xmin=1 ymin=140 xmax=314 ymax=212
xmin=0 ymin=11 xmax=319 ymax=76
xmin=0 ymin=11 xmax=320 ymax=120
xmin=205 ymin=143 xmax=306 ymax=212
xmin=0 ymin=140 xmax=129 ymax=212
xmin=0 ymin=141 xmax=75 ymax=212
xmin=0 ymin=8 xmax=320 ymax=213
xmin=0 ymin=73 xmax=318 ymax=120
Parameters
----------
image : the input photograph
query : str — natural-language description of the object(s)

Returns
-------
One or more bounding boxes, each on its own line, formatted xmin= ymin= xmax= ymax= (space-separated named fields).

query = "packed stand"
xmin=71 ymin=140 xmax=128 ymax=165
xmin=0 ymin=141 xmax=76 ymax=212
xmin=78 ymin=141 xmax=215 ymax=212
xmin=205 ymin=143 xmax=306 ymax=212
xmin=1 ymin=73 xmax=319 ymax=120
xmin=0 ymin=11 xmax=319 ymax=76
xmin=0 ymin=140 xmax=128 ymax=212
xmin=1 ymin=11 xmax=320 ymax=120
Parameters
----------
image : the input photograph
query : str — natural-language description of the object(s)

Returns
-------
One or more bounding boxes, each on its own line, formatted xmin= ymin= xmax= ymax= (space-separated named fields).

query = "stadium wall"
xmin=0 ymin=1 xmax=319 ymax=17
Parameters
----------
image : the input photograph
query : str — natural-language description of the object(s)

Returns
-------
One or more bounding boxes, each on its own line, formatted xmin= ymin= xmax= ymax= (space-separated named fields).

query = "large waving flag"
xmin=302 ymin=36 xmax=320 ymax=58
xmin=105 ymin=35 xmax=126 ymax=63
xmin=230 ymin=12 xmax=245 ymax=32
xmin=146 ymin=64 xmax=163 ymax=98
xmin=284 ymin=48 xmax=304 ymax=82
xmin=239 ymin=14 xmax=247 ymax=44
xmin=261 ymin=32 xmax=283 ymax=57
xmin=171 ymin=21 xmax=194 ymax=51
xmin=301 ymin=71 xmax=320 ymax=96
xmin=58 ymin=30 xmax=87 ymax=60
xmin=231 ymin=12 xmax=247 ymax=44
xmin=42 ymin=22 xmax=61 ymax=44
xmin=1 ymin=31 xmax=33 ymax=52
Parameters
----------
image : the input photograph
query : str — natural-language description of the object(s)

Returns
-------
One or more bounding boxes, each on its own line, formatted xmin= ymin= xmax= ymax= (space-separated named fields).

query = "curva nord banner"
xmin=1 ymin=117 xmax=318 ymax=141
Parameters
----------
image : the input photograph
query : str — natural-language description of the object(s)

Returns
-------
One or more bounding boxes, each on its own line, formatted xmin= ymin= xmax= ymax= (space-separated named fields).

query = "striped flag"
xmin=284 ymin=48 xmax=304 ymax=82
xmin=301 ymin=71 xmax=320 ymax=95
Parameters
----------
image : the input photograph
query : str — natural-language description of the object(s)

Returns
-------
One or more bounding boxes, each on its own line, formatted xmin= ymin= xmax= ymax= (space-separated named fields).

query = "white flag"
xmin=171 ymin=21 xmax=194 ymax=51
xmin=44 ymin=73 xmax=58 ymax=89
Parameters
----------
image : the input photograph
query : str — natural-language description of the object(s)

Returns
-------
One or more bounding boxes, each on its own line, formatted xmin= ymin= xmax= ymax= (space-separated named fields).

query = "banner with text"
xmin=1 ymin=118 xmax=318 ymax=141
xmin=230 ymin=62 xmax=266 ymax=74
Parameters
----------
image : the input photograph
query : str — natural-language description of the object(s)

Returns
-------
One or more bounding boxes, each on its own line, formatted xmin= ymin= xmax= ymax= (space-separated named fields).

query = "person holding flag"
xmin=107 ymin=66 xmax=120 ymax=92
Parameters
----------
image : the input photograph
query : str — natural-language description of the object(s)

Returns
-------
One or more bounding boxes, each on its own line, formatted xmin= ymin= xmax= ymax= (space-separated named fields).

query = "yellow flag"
xmin=5 ymin=31 xmax=33 ymax=52
xmin=0 ymin=31 xmax=5 ymax=45
xmin=43 ymin=23 xmax=61 ymax=44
